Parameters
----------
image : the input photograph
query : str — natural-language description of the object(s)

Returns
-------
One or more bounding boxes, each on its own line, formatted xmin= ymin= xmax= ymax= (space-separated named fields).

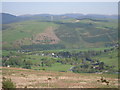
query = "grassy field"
xmin=92 ymin=49 xmax=118 ymax=70
xmin=2 ymin=67 xmax=119 ymax=88
xmin=32 ymin=63 xmax=73 ymax=72
xmin=30 ymin=47 xmax=114 ymax=53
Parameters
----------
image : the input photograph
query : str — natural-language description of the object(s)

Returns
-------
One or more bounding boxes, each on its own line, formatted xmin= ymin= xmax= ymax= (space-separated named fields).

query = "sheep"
xmin=101 ymin=78 xmax=109 ymax=85
xmin=97 ymin=77 xmax=109 ymax=85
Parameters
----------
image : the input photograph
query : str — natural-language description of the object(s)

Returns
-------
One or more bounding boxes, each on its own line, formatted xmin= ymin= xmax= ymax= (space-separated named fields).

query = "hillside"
xmin=2 ymin=67 xmax=118 ymax=88
xmin=2 ymin=20 xmax=59 ymax=49
xmin=2 ymin=13 xmax=118 ymax=50
xmin=54 ymin=19 xmax=118 ymax=48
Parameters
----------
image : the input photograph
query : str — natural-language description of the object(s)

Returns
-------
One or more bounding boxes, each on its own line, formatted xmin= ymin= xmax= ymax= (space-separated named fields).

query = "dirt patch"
xmin=32 ymin=26 xmax=60 ymax=44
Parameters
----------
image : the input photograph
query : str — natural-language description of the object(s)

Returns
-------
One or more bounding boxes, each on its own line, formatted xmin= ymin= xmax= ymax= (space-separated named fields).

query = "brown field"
xmin=1 ymin=67 xmax=119 ymax=88
xmin=32 ymin=26 xmax=60 ymax=44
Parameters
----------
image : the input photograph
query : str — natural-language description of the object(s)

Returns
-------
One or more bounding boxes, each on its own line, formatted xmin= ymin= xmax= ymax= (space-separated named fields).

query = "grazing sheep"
xmin=101 ymin=79 xmax=109 ymax=85
xmin=97 ymin=77 xmax=109 ymax=85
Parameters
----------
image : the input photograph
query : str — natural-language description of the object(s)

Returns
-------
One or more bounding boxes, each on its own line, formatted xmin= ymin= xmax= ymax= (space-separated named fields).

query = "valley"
xmin=1 ymin=13 xmax=119 ymax=89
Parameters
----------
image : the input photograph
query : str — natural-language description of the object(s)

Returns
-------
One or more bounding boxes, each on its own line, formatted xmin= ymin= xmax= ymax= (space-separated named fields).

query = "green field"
xmin=32 ymin=63 xmax=73 ymax=71
xmin=92 ymin=49 xmax=118 ymax=70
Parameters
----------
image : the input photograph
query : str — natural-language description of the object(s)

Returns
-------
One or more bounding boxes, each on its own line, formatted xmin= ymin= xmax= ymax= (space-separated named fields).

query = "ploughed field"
xmin=2 ymin=67 xmax=119 ymax=88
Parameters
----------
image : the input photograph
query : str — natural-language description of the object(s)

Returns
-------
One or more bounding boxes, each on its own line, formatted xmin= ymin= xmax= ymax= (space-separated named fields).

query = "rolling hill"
xmin=2 ymin=13 xmax=118 ymax=50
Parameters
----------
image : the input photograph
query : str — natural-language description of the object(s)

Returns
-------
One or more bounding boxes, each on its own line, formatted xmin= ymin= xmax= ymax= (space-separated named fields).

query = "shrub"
xmin=2 ymin=78 xmax=16 ymax=89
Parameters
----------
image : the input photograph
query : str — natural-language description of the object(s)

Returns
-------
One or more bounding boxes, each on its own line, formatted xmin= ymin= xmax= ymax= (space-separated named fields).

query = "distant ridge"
xmin=1 ymin=13 xmax=118 ymax=24
xmin=1 ymin=13 xmax=19 ymax=24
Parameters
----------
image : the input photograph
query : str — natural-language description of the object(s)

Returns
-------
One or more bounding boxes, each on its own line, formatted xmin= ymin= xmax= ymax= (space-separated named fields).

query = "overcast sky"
xmin=2 ymin=2 xmax=118 ymax=16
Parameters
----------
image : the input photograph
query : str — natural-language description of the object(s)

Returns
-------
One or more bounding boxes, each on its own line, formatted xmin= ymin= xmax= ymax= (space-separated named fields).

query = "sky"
xmin=2 ymin=2 xmax=118 ymax=16
xmin=1 ymin=0 xmax=119 ymax=2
